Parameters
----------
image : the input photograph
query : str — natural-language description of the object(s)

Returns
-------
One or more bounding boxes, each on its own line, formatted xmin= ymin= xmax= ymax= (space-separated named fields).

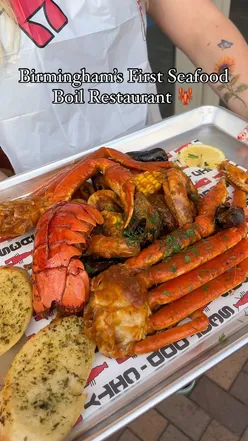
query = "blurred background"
xmin=147 ymin=0 xmax=248 ymax=119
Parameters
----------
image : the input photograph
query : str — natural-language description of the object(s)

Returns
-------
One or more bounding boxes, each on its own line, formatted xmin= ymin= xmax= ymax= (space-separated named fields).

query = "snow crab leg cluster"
xmin=84 ymin=181 xmax=248 ymax=357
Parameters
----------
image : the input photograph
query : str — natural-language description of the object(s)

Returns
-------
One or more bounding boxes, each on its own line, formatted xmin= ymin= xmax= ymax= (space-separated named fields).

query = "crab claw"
xmin=44 ymin=158 xmax=135 ymax=229
xmin=218 ymin=161 xmax=248 ymax=193
xmin=101 ymin=161 xmax=135 ymax=228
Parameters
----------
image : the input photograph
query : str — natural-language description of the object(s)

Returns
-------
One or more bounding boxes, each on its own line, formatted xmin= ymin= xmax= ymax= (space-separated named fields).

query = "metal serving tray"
xmin=0 ymin=105 xmax=248 ymax=441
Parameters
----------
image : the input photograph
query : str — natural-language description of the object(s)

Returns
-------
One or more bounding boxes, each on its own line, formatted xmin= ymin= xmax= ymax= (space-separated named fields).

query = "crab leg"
xmin=233 ymin=188 xmax=247 ymax=208
xmin=35 ymin=146 xmax=172 ymax=199
xmin=219 ymin=161 xmax=248 ymax=193
xmin=232 ymin=188 xmax=248 ymax=218
xmin=126 ymin=223 xmax=201 ymax=269
xmin=141 ymin=223 xmax=247 ymax=288
xmin=198 ymin=178 xmax=227 ymax=216
xmin=126 ymin=179 xmax=228 ymax=269
xmin=128 ymin=310 xmax=209 ymax=356
xmin=162 ymin=168 xmax=198 ymax=227
xmin=193 ymin=178 xmax=228 ymax=237
xmin=83 ymin=146 xmax=174 ymax=171
xmin=148 ymin=238 xmax=248 ymax=309
xmin=147 ymin=257 xmax=248 ymax=333
xmin=32 ymin=163 xmax=76 ymax=198
xmin=129 ymin=258 xmax=248 ymax=355
xmin=0 ymin=156 xmax=136 ymax=238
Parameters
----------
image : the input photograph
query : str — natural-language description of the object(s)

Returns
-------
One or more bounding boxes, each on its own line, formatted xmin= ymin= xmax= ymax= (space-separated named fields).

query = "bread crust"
xmin=0 ymin=266 xmax=33 ymax=357
xmin=0 ymin=316 xmax=96 ymax=441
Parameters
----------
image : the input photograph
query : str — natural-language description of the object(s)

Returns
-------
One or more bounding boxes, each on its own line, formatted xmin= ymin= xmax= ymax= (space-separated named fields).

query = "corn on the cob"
xmin=133 ymin=171 xmax=165 ymax=196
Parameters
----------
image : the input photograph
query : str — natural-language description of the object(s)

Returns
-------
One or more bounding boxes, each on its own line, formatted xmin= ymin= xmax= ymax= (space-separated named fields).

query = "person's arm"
xmin=148 ymin=0 xmax=248 ymax=120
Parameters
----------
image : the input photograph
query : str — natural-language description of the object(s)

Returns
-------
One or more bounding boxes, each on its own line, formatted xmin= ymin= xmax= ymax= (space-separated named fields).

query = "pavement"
xmin=106 ymin=345 xmax=248 ymax=441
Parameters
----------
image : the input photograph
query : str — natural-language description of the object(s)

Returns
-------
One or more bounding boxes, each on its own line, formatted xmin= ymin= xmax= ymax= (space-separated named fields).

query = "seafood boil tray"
xmin=0 ymin=105 xmax=248 ymax=441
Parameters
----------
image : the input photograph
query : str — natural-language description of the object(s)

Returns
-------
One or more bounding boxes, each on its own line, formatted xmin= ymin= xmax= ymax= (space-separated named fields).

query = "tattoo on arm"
xmin=217 ymin=39 xmax=233 ymax=50
xmin=215 ymin=56 xmax=248 ymax=107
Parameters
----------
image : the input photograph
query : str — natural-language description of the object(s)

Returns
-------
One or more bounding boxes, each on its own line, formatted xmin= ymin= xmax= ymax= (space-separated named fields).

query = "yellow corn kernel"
xmin=133 ymin=171 xmax=164 ymax=196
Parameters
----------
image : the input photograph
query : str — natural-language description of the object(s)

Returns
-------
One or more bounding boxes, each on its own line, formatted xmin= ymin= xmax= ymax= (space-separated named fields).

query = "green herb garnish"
xmin=163 ymin=256 xmax=172 ymax=263
xmin=148 ymin=214 xmax=157 ymax=225
xmin=122 ymin=228 xmax=145 ymax=246
xmin=85 ymin=264 xmax=95 ymax=275
xmin=202 ymin=285 xmax=210 ymax=292
xmin=185 ymin=255 xmax=191 ymax=263
xmin=190 ymin=247 xmax=200 ymax=256
xmin=185 ymin=227 xmax=197 ymax=238
xmin=218 ymin=333 xmax=228 ymax=344
xmin=163 ymin=290 xmax=172 ymax=297
xmin=163 ymin=235 xmax=182 ymax=256
xmin=188 ymin=153 xmax=199 ymax=159
xmin=190 ymin=193 xmax=201 ymax=202
xmin=173 ymin=242 xmax=182 ymax=253
xmin=170 ymin=263 xmax=177 ymax=273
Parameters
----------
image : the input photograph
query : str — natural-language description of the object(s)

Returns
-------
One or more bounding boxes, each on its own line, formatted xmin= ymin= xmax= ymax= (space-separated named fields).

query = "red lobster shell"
xmin=32 ymin=201 xmax=104 ymax=314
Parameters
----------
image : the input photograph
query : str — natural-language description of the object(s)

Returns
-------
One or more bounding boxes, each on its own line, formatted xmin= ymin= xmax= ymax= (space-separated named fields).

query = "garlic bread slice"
xmin=0 ymin=316 xmax=96 ymax=441
xmin=0 ymin=266 xmax=32 ymax=356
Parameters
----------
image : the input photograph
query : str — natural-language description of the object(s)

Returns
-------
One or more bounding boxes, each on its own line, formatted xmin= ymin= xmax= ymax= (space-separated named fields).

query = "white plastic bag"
xmin=0 ymin=0 xmax=161 ymax=174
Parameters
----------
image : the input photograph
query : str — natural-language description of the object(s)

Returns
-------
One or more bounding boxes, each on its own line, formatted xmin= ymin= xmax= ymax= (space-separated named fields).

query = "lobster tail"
xmin=32 ymin=201 xmax=103 ymax=315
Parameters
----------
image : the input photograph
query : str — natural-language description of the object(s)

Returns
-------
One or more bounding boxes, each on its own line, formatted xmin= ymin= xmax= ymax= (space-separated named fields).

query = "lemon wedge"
xmin=178 ymin=144 xmax=225 ymax=169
